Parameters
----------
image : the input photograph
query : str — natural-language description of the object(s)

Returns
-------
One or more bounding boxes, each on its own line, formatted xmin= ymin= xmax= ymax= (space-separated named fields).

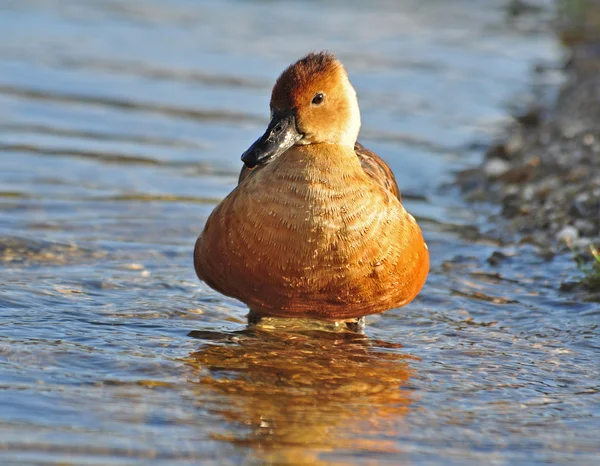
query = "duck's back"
xmin=195 ymin=144 xmax=429 ymax=320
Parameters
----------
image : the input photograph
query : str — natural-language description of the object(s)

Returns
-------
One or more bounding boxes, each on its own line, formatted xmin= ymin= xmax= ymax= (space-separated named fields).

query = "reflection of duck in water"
xmin=194 ymin=52 xmax=429 ymax=324
xmin=187 ymin=326 xmax=415 ymax=464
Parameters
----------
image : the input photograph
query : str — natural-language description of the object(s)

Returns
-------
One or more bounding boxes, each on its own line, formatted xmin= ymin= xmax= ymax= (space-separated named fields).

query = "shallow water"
xmin=1 ymin=0 xmax=599 ymax=464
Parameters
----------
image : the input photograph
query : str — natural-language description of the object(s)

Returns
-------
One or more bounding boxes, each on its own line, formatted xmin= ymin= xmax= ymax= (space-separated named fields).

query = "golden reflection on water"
xmin=186 ymin=321 xmax=416 ymax=464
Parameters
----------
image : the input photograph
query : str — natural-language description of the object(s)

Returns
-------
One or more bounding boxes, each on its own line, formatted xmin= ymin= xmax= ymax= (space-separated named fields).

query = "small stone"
xmin=504 ymin=185 xmax=520 ymax=196
xmin=566 ymin=166 xmax=589 ymax=182
xmin=456 ymin=168 xmax=483 ymax=192
xmin=487 ymin=251 xmax=509 ymax=266
xmin=502 ymin=193 xmax=521 ymax=218
xmin=485 ymin=144 xmax=508 ymax=160
xmin=571 ymin=237 xmax=592 ymax=249
xmin=497 ymin=160 xmax=537 ymax=184
xmin=556 ymin=225 xmax=579 ymax=245
xmin=561 ymin=120 xmax=586 ymax=139
xmin=535 ymin=177 xmax=560 ymax=201
xmin=538 ymin=247 xmax=556 ymax=261
xmin=523 ymin=185 xmax=535 ymax=201
xmin=574 ymin=219 xmax=596 ymax=237
xmin=516 ymin=108 xmax=541 ymax=127
xmin=464 ymin=187 xmax=488 ymax=202
xmin=484 ymin=158 xmax=512 ymax=179
xmin=560 ymin=279 xmax=580 ymax=292
xmin=539 ymin=130 xmax=551 ymax=145
xmin=120 ymin=263 xmax=145 ymax=271
xmin=570 ymin=199 xmax=588 ymax=218
xmin=505 ymin=132 xmax=525 ymax=154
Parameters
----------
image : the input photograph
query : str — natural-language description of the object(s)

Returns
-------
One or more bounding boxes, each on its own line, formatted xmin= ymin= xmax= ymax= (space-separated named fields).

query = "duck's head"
xmin=241 ymin=51 xmax=361 ymax=168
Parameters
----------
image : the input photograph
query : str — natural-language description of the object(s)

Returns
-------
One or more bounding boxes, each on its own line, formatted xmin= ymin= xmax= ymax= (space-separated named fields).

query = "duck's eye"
xmin=311 ymin=92 xmax=324 ymax=105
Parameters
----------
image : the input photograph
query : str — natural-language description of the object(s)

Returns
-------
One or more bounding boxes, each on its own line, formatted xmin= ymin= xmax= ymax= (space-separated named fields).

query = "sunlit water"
xmin=1 ymin=0 xmax=598 ymax=464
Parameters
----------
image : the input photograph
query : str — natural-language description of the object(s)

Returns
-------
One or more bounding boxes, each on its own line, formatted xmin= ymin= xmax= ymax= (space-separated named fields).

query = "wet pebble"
xmin=574 ymin=219 xmax=597 ymax=237
xmin=571 ymin=237 xmax=592 ymax=249
xmin=487 ymin=251 xmax=509 ymax=266
xmin=583 ymin=133 xmax=595 ymax=146
xmin=485 ymin=143 xmax=509 ymax=160
xmin=560 ymin=120 xmax=586 ymax=138
xmin=523 ymin=184 xmax=535 ymax=201
xmin=484 ymin=158 xmax=511 ymax=178
xmin=556 ymin=225 xmax=579 ymax=244
xmin=515 ymin=108 xmax=541 ymax=127
xmin=505 ymin=131 xmax=525 ymax=154
xmin=501 ymin=193 xmax=521 ymax=218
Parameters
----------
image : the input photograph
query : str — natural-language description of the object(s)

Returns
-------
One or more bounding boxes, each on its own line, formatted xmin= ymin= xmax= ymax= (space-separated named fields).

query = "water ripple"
xmin=0 ymin=83 xmax=265 ymax=124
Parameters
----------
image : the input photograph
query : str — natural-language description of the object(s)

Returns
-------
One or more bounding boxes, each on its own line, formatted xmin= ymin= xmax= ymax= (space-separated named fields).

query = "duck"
xmin=194 ymin=51 xmax=429 ymax=323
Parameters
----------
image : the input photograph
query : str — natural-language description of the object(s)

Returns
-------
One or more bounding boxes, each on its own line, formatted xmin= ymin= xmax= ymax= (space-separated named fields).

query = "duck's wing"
xmin=354 ymin=142 xmax=401 ymax=201
xmin=238 ymin=142 xmax=401 ymax=201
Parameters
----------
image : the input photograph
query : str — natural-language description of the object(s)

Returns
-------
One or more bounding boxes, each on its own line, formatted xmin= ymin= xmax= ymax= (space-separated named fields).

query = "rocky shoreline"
xmin=457 ymin=2 xmax=600 ymax=293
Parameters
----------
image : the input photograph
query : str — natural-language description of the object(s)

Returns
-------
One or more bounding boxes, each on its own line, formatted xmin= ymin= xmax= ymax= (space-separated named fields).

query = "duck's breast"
xmin=195 ymin=145 xmax=429 ymax=319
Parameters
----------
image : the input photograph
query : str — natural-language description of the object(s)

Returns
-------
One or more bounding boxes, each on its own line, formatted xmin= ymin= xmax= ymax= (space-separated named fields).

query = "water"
xmin=1 ymin=0 xmax=598 ymax=464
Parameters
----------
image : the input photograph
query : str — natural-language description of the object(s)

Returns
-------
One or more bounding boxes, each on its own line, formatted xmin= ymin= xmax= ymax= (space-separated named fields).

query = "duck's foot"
xmin=246 ymin=311 xmax=366 ymax=333
xmin=344 ymin=316 xmax=365 ymax=333
xmin=247 ymin=309 xmax=263 ymax=326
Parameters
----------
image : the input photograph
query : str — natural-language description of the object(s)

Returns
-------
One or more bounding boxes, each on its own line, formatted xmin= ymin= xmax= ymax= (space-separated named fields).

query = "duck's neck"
xmin=268 ymin=143 xmax=362 ymax=181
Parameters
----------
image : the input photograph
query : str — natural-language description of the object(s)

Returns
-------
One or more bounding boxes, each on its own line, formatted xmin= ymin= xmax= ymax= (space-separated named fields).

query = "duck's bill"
xmin=241 ymin=112 xmax=303 ymax=168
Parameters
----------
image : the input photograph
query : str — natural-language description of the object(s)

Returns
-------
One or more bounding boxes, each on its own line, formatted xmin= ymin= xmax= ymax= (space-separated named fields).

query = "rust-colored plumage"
xmin=195 ymin=52 xmax=429 ymax=320
xmin=240 ymin=142 xmax=401 ymax=200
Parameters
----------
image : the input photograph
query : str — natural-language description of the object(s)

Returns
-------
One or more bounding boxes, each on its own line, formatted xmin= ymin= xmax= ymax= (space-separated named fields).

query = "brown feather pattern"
xmin=196 ymin=144 xmax=428 ymax=320
xmin=240 ymin=141 xmax=401 ymax=201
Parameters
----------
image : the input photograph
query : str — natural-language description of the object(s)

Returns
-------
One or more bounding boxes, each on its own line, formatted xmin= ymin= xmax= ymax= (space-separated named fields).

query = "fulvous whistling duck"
xmin=194 ymin=51 xmax=429 ymax=323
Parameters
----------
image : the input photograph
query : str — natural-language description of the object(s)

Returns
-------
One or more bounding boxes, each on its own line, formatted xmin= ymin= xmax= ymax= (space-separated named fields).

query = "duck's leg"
xmin=246 ymin=309 xmax=263 ymax=326
xmin=247 ymin=309 xmax=365 ymax=333
xmin=345 ymin=316 xmax=365 ymax=333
